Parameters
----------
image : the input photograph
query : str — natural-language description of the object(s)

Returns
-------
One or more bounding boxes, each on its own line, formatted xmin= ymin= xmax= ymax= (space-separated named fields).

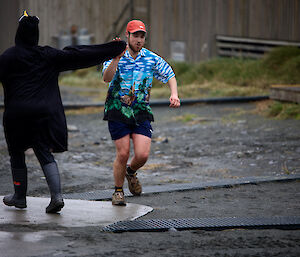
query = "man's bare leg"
xmin=113 ymin=135 xmax=130 ymax=187
xmin=125 ymin=134 xmax=151 ymax=196
xmin=112 ymin=135 xmax=130 ymax=205
xmin=130 ymin=134 xmax=151 ymax=170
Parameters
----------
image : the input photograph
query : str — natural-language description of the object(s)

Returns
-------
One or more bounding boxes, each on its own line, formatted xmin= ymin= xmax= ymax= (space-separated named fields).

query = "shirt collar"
xmin=140 ymin=48 xmax=146 ymax=56
xmin=124 ymin=48 xmax=146 ymax=59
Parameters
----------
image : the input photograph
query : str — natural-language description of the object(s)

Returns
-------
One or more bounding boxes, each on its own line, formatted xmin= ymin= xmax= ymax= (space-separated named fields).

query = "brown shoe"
xmin=112 ymin=191 xmax=126 ymax=206
xmin=125 ymin=172 xmax=142 ymax=196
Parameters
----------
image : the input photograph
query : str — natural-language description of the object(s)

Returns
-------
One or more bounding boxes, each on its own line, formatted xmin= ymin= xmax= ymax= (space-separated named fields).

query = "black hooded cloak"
xmin=0 ymin=14 xmax=126 ymax=153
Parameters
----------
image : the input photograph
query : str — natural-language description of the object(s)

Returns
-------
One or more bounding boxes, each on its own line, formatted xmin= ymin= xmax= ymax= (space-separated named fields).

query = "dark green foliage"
xmin=165 ymin=46 xmax=300 ymax=88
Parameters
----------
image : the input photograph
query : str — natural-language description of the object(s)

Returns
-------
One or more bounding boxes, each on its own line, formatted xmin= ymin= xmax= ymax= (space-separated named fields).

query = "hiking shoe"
xmin=112 ymin=191 xmax=126 ymax=206
xmin=125 ymin=172 xmax=142 ymax=196
xmin=3 ymin=194 xmax=27 ymax=209
xmin=46 ymin=196 xmax=64 ymax=214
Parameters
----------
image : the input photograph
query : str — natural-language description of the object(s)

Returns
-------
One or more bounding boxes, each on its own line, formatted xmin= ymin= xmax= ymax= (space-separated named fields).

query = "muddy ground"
xmin=0 ymin=101 xmax=300 ymax=256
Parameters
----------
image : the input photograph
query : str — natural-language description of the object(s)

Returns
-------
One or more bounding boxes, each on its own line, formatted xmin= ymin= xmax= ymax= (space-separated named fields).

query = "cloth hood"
xmin=15 ymin=12 xmax=39 ymax=46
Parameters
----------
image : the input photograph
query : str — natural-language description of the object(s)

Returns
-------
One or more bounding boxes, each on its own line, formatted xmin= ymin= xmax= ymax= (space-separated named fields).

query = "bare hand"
xmin=169 ymin=95 xmax=180 ymax=108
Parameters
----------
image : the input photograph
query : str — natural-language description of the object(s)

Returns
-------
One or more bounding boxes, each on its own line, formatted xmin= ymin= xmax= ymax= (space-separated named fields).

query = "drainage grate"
xmin=63 ymin=174 xmax=300 ymax=200
xmin=102 ymin=216 xmax=300 ymax=232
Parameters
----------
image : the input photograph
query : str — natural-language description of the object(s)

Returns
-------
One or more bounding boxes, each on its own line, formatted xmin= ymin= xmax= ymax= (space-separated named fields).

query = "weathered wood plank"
xmin=270 ymin=85 xmax=300 ymax=104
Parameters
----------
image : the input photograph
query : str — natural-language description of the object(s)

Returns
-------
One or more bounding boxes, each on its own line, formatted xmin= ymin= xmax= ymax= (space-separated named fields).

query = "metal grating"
xmin=102 ymin=216 xmax=300 ymax=233
xmin=63 ymin=174 xmax=300 ymax=200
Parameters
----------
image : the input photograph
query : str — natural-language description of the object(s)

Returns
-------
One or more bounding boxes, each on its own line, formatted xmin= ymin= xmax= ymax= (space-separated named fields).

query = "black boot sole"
xmin=46 ymin=201 xmax=64 ymax=214
xmin=3 ymin=198 xmax=27 ymax=209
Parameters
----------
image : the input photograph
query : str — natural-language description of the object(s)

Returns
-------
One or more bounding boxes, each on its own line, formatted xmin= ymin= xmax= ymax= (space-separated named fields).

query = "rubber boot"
xmin=3 ymin=168 xmax=27 ymax=208
xmin=42 ymin=162 xmax=64 ymax=213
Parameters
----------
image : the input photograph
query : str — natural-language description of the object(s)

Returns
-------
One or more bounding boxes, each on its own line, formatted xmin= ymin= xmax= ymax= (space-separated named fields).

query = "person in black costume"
xmin=0 ymin=11 xmax=126 ymax=213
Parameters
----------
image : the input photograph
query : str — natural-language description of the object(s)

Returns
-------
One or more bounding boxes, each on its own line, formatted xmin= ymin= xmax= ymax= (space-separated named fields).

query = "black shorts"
xmin=108 ymin=120 xmax=153 ymax=140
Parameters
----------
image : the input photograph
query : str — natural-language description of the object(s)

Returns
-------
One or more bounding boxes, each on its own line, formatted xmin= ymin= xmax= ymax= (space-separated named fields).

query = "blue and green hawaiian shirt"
xmin=102 ymin=48 xmax=175 ymax=125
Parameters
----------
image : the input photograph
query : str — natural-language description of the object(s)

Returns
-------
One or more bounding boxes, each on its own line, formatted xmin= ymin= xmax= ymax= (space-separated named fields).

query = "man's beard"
xmin=129 ymin=42 xmax=142 ymax=53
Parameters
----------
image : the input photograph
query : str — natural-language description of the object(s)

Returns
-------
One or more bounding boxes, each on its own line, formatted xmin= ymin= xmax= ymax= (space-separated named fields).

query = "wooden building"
xmin=1 ymin=0 xmax=300 ymax=62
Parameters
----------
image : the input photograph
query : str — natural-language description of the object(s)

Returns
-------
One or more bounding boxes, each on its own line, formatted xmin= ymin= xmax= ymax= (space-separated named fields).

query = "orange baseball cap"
xmin=126 ymin=20 xmax=146 ymax=33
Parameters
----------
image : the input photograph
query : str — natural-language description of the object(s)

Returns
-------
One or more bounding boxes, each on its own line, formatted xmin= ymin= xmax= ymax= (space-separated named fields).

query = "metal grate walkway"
xmin=102 ymin=216 xmax=300 ymax=233
xmin=63 ymin=174 xmax=300 ymax=200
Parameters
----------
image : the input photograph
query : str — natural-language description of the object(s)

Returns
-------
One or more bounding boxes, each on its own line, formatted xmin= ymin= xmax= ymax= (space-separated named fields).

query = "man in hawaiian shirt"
xmin=102 ymin=20 xmax=180 ymax=205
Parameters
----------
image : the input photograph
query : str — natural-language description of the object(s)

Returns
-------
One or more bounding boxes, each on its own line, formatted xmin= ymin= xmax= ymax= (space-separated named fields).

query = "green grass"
xmin=59 ymin=46 xmax=300 ymax=97
xmin=266 ymin=101 xmax=300 ymax=120
xmin=59 ymin=67 xmax=106 ymax=88
xmin=184 ymin=46 xmax=300 ymax=88
xmin=58 ymin=67 xmax=108 ymax=100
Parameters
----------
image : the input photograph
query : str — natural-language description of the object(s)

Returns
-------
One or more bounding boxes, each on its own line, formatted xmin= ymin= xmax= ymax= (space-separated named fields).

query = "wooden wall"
xmin=149 ymin=0 xmax=300 ymax=62
xmin=15 ymin=0 xmax=129 ymax=45
xmin=1 ymin=0 xmax=299 ymax=62
xmin=0 ymin=0 xmax=20 ymax=52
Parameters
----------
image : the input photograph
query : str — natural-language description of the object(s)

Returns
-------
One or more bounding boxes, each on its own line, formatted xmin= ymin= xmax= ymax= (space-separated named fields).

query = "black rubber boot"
xmin=3 ymin=168 xmax=27 ymax=209
xmin=42 ymin=162 xmax=64 ymax=213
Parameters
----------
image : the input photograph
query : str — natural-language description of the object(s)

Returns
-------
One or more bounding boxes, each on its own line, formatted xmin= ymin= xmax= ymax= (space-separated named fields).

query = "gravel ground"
xmin=1 ymin=101 xmax=299 ymax=195
xmin=0 ymin=100 xmax=300 ymax=256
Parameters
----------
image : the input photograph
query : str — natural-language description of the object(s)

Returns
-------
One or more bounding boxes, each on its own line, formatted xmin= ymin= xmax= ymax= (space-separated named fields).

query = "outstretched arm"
xmin=52 ymin=40 xmax=127 ymax=72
